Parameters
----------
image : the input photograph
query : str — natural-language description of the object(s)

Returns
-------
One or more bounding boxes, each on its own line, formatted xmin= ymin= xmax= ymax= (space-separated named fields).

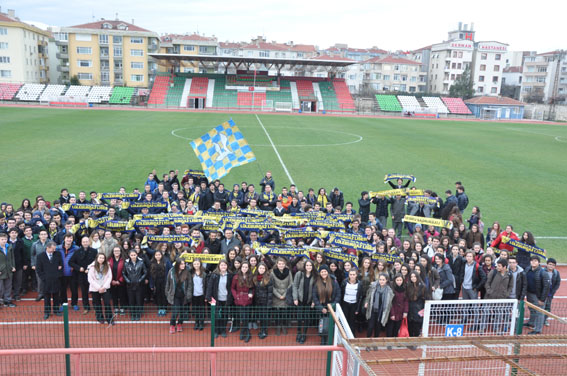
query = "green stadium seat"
xmin=375 ymin=95 xmax=403 ymax=112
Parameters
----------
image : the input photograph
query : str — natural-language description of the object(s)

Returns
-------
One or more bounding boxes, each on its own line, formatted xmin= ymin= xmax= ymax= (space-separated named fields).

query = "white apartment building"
xmin=520 ymin=50 xmax=567 ymax=103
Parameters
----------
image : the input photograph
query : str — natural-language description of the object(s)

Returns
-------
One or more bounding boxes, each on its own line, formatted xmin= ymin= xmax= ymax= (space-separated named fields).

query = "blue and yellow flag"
xmin=190 ymin=119 xmax=256 ymax=180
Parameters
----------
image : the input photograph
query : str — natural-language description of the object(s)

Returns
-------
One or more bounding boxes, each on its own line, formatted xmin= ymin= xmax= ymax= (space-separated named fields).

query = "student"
xmin=387 ymin=274 xmax=409 ymax=337
xmin=406 ymin=271 xmax=426 ymax=337
xmin=123 ymin=249 xmax=148 ymax=321
xmin=231 ymin=261 xmax=254 ymax=343
xmin=165 ymin=259 xmax=192 ymax=334
xmin=293 ymin=259 xmax=316 ymax=344
xmin=525 ymin=256 xmax=550 ymax=335
xmin=340 ymin=269 xmax=363 ymax=335
xmin=544 ymin=258 xmax=561 ymax=327
xmin=254 ymin=262 xmax=273 ymax=340
xmin=312 ymin=264 xmax=341 ymax=345
xmin=149 ymin=250 xmax=171 ymax=317
xmin=206 ymin=260 xmax=233 ymax=338
xmin=35 ymin=241 xmax=63 ymax=319
xmin=87 ymin=253 xmax=114 ymax=325
xmin=364 ymin=273 xmax=394 ymax=338
xmin=0 ymin=232 xmax=16 ymax=307
xmin=108 ymin=246 xmax=127 ymax=315
xmin=272 ymin=257 xmax=293 ymax=336
xmin=190 ymin=259 xmax=207 ymax=331
xmin=69 ymin=236 xmax=97 ymax=314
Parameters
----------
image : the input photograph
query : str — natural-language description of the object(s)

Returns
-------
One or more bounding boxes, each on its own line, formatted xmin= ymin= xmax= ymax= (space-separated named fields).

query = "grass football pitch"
xmin=0 ymin=107 xmax=565 ymax=260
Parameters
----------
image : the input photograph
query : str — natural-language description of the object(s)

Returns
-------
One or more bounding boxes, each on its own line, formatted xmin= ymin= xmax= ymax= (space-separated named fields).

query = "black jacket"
xmin=254 ymin=277 xmax=273 ymax=307
xmin=204 ymin=238 xmax=221 ymax=254
xmin=340 ymin=279 xmax=363 ymax=313
xmin=9 ymin=238 xmax=26 ymax=270
xmin=206 ymin=271 xmax=234 ymax=304
xmin=447 ymin=254 xmax=464 ymax=290
xmin=312 ymin=277 xmax=341 ymax=312
xmin=526 ymin=266 xmax=550 ymax=301
xmin=123 ymin=258 xmax=148 ymax=286
xmin=511 ymin=267 xmax=527 ymax=300
xmin=68 ymin=246 xmax=97 ymax=273
xmin=459 ymin=261 xmax=487 ymax=291
xmin=371 ymin=196 xmax=389 ymax=218
xmin=329 ymin=191 xmax=344 ymax=210
xmin=36 ymin=251 xmax=63 ymax=294
xmin=214 ymin=190 xmax=229 ymax=210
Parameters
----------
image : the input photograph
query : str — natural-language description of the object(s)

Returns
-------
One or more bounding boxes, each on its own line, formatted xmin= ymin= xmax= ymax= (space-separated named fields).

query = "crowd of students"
xmin=0 ymin=170 xmax=561 ymax=341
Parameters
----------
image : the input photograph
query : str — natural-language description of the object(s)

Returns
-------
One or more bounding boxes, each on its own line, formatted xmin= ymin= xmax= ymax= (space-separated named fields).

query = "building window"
xmin=297 ymin=52 xmax=304 ymax=58
xmin=383 ymin=75 xmax=390 ymax=81
xmin=0 ymin=28 xmax=7 ymax=35
xmin=0 ymin=70 xmax=11 ymax=77
xmin=481 ymin=53 xmax=487 ymax=60
xmin=184 ymin=67 xmax=194 ymax=73
xmin=199 ymin=46 xmax=215 ymax=54
xmin=101 ymin=71 xmax=109 ymax=82
xmin=130 ymin=74 xmax=144 ymax=82
xmin=491 ymin=87 xmax=497 ymax=93
xmin=76 ymin=47 xmax=92 ymax=54
xmin=495 ymin=54 xmax=502 ymax=60
xmin=494 ymin=65 xmax=500 ymax=72
xmin=457 ymin=63 xmax=462 ymax=69
xmin=77 ymin=60 xmax=92 ymax=67
xmin=99 ymin=34 xmax=109 ymax=44
xmin=77 ymin=73 xmax=92 ymax=80
xmin=75 ymin=34 xmax=92 ymax=42
xmin=536 ymin=76 xmax=546 ymax=83
xmin=131 ymin=62 xmax=144 ymax=69
xmin=478 ymin=86 xmax=484 ymax=93
xmin=452 ymin=51 xmax=458 ymax=58
xmin=114 ymin=73 xmax=123 ymax=81
xmin=0 ymin=56 xmax=10 ymax=63
xmin=480 ymin=64 xmax=486 ymax=71
xmin=458 ymin=51 xmax=463 ymax=58
xmin=401 ymin=75 xmax=407 ymax=81
xmin=492 ymin=76 xmax=499 ymax=83
xmin=113 ymin=36 xmax=122 ymax=45
xmin=259 ymin=51 xmax=269 ymax=57
xmin=452 ymin=62 xmax=456 ymax=69
xmin=102 ymin=23 xmax=112 ymax=29
xmin=393 ymin=74 xmax=400 ymax=81
xmin=478 ymin=75 xmax=485 ymax=82
xmin=0 ymin=42 xmax=9 ymax=49
xmin=130 ymin=37 xmax=143 ymax=44
xmin=130 ymin=49 xmax=143 ymax=57
xmin=100 ymin=47 xmax=109 ymax=57
xmin=183 ymin=45 xmax=195 ymax=52
xmin=113 ymin=47 xmax=122 ymax=57
xmin=537 ymin=66 xmax=547 ymax=73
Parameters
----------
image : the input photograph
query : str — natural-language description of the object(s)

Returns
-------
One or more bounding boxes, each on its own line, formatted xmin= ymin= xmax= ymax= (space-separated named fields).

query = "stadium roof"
xmin=148 ymin=53 xmax=356 ymax=67
xmin=465 ymin=96 xmax=525 ymax=106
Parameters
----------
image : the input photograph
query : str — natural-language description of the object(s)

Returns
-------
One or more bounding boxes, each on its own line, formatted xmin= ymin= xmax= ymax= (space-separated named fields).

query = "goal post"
xmin=261 ymin=99 xmax=273 ymax=112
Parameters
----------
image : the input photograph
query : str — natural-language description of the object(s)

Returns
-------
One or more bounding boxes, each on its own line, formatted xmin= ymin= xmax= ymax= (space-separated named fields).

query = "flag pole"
xmin=252 ymin=65 xmax=257 ymax=111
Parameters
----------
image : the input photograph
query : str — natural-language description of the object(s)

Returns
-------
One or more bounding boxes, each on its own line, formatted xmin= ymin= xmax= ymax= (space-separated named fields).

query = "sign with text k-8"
xmin=445 ymin=324 xmax=464 ymax=337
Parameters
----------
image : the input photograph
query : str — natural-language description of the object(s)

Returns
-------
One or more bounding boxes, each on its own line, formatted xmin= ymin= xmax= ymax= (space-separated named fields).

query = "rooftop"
xmin=68 ymin=19 xmax=151 ymax=33
xmin=465 ymin=96 xmax=525 ymax=106
xmin=363 ymin=55 xmax=421 ymax=65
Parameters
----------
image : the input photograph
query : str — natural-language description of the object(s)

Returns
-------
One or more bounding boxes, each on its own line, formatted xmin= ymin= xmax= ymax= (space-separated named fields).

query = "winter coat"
xmin=122 ymin=258 xmax=148 ymax=287
xmin=231 ymin=275 xmax=254 ymax=306
xmin=36 ymin=251 xmax=63 ymax=294
xmin=56 ymin=244 xmax=78 ymax=277
xmin=30 ymin=240 xmax=48 ymax=267
xmin=87 ymin=262 xmax=112 ymax=293
xmin=435 ymin=263 xmax=455 ymax=294
xmin=485 ymin=269 xmax=514 ymax=299
xmin=358 ymin=198 xmax=371 ymax=223
xmin=272 ymin=268 xmax=293 ymax=308
xmin=108 ymin=257 xmax=125 ymax=285
xmin=329 ymin=191 xmax=344 ymax=210
xmin=447 ymin=254 xmax=464 ymax=290
xmin=312 ymin=277 xmax=341 ymax=312
xmin=465 ymin=231 xmax=485 ymax=250
xmin=545 ymin=267 xmax=561 ymax=298
xmin=99 ymin=237 xmax=119 ymax=258
xmin=491 ymin=231 xmax=519 ymax=252
xmin=371 ymin=196 xmax=389 ymax=218
xmin=459 ymin=261 xmax=487 ymax=291
xmin=292 ymin=271 xmax=316 ymax=304
xmin=526 ymin=266 xmax=550 ymax=301
xmin=364 ymin=282 xmax=394 ymax=325
xmin=511 ymin=266 xmax=527 ymax=300
xmin=389 ymin=288 xmax=409 ymax=322
xmin=165 ymin=268 xmax=193 ymax=305
xmin=69 ymin=246 xmax=97 ymax=275
xmin=340 ymin=279 xmax=363 ymax=312
xmin=254 ymin=276 xmax=273 ymax=307
xmin=408 ymin=283 xmax=426 ymax=323
xmin=206 ymin=271 xmax=234 ymax=304
xmin=0 ymin=244 xmax=15 ymax=279
xmin=390 ymin=198 xmax=406 ymax=222
xmin=407 ymin=202 xmax=435 ymax=218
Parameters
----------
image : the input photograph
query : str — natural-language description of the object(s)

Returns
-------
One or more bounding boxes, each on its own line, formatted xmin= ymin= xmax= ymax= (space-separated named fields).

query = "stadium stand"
xmin=295 ymin=80 xmax=316 ymax=99
xmin=265 ymin=80 xmax=293 ymax=109
xmin=148 ymin=75 xmax=171 ymax=105
xmin=38 ymin=85 xmax=66 ymax=102
xmin=317 ymin=81 xmax=340 ymax=111
xmin=109 ymin=87 xmax=135 ymax=104
xmin=237 ymin=91 xmax=266 ymax=107
xmin=442 ymin=97 xmax=473 ymax=114
xmin=397 ymin=95 xmax=422 ymax=111
xmin=0 ymin=83 xmax=22 ymax=100
xmin=212 ymin=76 xmax=238 ymax=108
xmin=87 ymin=86 xmax=113 ymax=103
xmin=375 ymin=94 xmax=403 ymax=112
xmin=423 ymin=96 xmax=449 ymax=114
xmin=189 ymin=77 xmax=209 ymax=97
xmin=332 ymin=80 xmax=355 ymax=111
xmin=64 ymin=85 xmax=91 ymax=101
xmin=15 ymin=84 xmax=45 ymax=101
xmin=165 ymin=77 xmax=186 ymax=106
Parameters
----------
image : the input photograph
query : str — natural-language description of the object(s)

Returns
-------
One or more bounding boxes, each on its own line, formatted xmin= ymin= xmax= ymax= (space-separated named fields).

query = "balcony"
xmin=55 ymin=40 xmax=68 ymax=46
xmin=56 ymin=52 xmax=68 ymax=59
xmin=148 ymin=43 xmax=159 ymax=52
xmin=57 ymin=65 xmax=69 ymax=73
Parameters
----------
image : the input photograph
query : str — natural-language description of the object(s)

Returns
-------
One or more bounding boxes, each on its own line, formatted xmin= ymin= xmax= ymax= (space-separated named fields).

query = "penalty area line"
xmin=255 ymin=114 xmax=295 ymax=185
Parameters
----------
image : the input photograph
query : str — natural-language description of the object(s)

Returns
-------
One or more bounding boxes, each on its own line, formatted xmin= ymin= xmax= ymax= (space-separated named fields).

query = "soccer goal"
xmin=261 ymin=100 xmax=274 ymax=112
xmin=274 ymin=101 xmax=293 ymax=112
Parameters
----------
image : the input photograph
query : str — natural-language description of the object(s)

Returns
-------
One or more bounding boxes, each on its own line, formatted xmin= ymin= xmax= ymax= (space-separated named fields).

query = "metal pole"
xmin=516 ymin=300 xmax=525 ymax=335
xmin=252 ymin=66 xmax=257 ymax=111
xmin=210 ymin=302 xmax=216 ymax=347
xmin=326 ymin=303 xmax=336 ymax=376
xmin=63 ymin=303 xmax=71 ymax=376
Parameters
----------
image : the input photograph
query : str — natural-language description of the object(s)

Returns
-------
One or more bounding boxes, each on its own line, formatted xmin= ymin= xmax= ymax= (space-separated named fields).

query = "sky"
xmin=2 ymin=0 xmax=564 ymax=53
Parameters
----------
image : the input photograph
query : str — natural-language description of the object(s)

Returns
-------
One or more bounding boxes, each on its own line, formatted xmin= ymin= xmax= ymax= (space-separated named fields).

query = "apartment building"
xmin=360 ymin=55 xmax=422 ymax=93
xmin=520 ymin=50 xmax=567 ymax=103
xmin=159 ymin=33 xmax=218 ymax=73
xmin=53 ymin=18 xmax=159 ymax=87
xmin=0 ymin=9 xmax=50 ymax=83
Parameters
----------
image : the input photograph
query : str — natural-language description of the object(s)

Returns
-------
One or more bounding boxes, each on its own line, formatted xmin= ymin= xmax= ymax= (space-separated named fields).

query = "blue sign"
xmin=445 ymin=324 xmax=464 ymax=337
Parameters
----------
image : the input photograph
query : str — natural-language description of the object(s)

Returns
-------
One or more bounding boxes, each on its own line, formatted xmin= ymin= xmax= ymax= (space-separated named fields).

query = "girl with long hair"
xmin=190 ymin=259 xmax=207 ymax=331
xmin=123 ymin=249 xmax=148 ymax=321
xmin=406 ymin=271 xmax=426 ymax=337
xmin=231 ymin=261 xmax=254 ymax=343
xmin=292 ymin=259 xmax=316 ymax=344
xmin=88 ymin=253 xmax=113 ymax=325
xmin=312 ymin=264 xmax=340 ymax=345
xmin=254 ymin=262 xmax=273 ymax=340
xmin=364 ymin=273 xmax=394 ymax=338
xmin=165 ymin=259 xmax=192 ymax=334
xmin=108 ymin=246 xmax=127 ymax=316
xmin=149 ymin=250 xmax=171 ymax=317
xmin=387 ymin=273 xmax=408 ymax=337
xmin=205 ymin=260 xmax=233 ymax=338
xmin=272 ymin=257 xmax=293 ymax=335
xmin=341 ymin=269 xmax=363 ymax=335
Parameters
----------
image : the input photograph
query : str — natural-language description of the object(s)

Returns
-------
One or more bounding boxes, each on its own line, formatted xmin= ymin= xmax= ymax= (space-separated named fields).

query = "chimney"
xmin=463 ymin=24 xmax=468 ymax=31
xmin=131 ymin=19 xmax=134 ymax=25
xmin=470 ymin=22 xmax=474 ymax=31
xmin=458 ymin=22 xmax=462 ymax=30
xmin=8 ymin=9 xmax=15 ymax=18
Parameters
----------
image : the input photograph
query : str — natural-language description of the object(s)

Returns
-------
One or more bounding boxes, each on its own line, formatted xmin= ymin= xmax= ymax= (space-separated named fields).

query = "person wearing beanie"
xmin=544 ymin=258 xmax=561 ymax=326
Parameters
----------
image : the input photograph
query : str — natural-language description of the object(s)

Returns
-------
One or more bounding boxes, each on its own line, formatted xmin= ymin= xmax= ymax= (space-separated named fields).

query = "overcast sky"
xmin=3 ymin=0 xmax=564 ymax=52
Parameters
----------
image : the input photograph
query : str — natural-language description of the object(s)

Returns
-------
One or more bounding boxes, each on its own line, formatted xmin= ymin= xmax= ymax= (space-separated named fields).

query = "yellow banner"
xmin=179 ymin=253 xmax=225 ymax=264
xmin=402 ymin=215 xmax=453 ymax=229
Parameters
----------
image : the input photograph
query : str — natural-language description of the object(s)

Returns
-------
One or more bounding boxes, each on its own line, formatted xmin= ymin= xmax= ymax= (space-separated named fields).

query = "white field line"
xmin=255 ymin=114 xmax=295 ymax=185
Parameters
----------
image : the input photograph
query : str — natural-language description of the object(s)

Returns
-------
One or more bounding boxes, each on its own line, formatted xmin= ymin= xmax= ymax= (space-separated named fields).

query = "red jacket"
xmin=231 ymin=275 xmax=254 ymax=306
xmin=108 ymin=257 xmax=125 ymax=285
xmin=491 ymin=231 xmax=519 ymax=252
xmin=390 ymin=288 xmax=409 ymax=322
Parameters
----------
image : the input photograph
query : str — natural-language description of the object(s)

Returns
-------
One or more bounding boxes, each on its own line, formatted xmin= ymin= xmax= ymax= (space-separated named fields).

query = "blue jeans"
xmin=527 ymin=292 xmax=545 ymax=332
